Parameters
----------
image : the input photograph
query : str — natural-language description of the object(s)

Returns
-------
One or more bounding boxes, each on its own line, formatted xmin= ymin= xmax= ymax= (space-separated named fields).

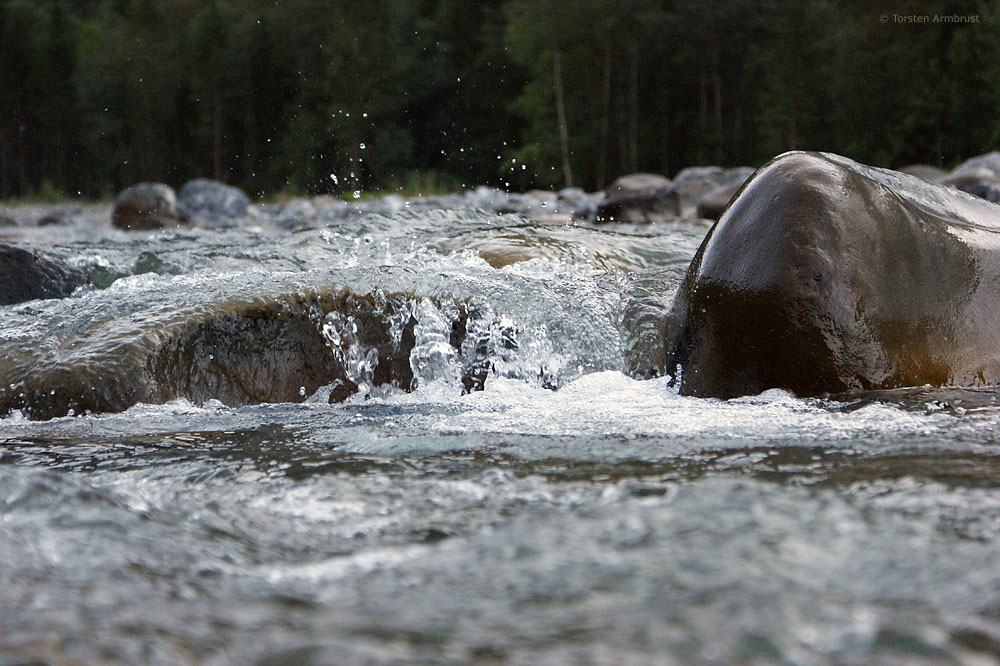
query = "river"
xmin=1 ymin=201 xmax=999 ymax=665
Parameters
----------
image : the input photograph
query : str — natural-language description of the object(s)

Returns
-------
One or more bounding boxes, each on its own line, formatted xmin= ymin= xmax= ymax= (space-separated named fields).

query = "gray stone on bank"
xmin=595 ymin=173 xmax=679 ymax=223
xmin=674 ymin=166 xmax=755 ymax=213
xmin=965 ymin=181 xmax=1000 ymax=203
xmin=177 ymin=178 xmax=251 ymax=228
xmin=465 ymin=186 xmax=513 ymax=213
xmin=0 ymin=243 xmax=90 ymax=305
xmin=940 ymin=151 xmax=1000 ymax=202
xmin=898 ymin=164 xmax=948 ymax=183
xmin=258 ymin=199 xmax=318 ymax=230
xmin=696 ymin=182 xmax=743 ymax=220
xmin=113 ymin=183 xmax=182 ymax=230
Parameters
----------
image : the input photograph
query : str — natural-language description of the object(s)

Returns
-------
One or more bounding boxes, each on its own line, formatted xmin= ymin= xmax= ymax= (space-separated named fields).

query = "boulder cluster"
xmin=69 ymin=152 xmax=1000 ymax=232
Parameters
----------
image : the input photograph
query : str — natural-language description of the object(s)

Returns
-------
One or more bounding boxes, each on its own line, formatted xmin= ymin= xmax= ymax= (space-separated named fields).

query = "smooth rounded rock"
xmin=177 ymin=178 xmax=250 ymax=227
xmin=665 ymin=151 xmax=1000 ymax=398
xmin=0 ymin=243 xmax=89 ymax=305
xmin=595 ymin=173 xmax=679 ymax=223
xmin=113 ymin=183 xmax=181 ymax=230
xmin=898 ymin=164 xmax=948 ymax=183
xmin=695 ymin=182 xmax=742 ymax=220
xmin=940 ymin=152 xmax=1000 ymax=202
xmin=674 ymin=166 xmax=755 ymax=216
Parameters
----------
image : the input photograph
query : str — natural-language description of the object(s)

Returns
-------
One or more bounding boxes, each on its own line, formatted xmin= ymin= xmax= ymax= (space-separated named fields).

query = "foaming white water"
xmin=354 ymin=371 xmax=968 ymax=456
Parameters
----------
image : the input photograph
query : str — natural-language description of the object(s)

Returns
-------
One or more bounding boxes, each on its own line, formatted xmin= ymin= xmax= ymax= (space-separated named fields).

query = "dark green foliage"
xmin=1 ymin=0 xmax=998 ymax=198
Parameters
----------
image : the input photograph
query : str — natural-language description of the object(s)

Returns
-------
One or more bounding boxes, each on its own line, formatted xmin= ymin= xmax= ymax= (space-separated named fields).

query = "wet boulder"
xmin=465 ymin=186 xmax=515 ymax=213
xmin=36 ymin=207 xmax=76 ymax=226
xmin=898 ymin=164 xmax=948 ymax=183
xmin=177 ymin=178 xmax=251 ymax=228
xmin=556 ymin=187 xmax=590 ymax=215
xmin=964 ymin=181 xmax=1000 ymax=203
xmin=260 ymin=199 xmax=317 ymax=230
xmin=665 ymin=151 xmax=1000 ymax=398
xmin=0 ymin=243 xmax=89 ymax=305
xmin=674 ymin=166 xmax=755 ymax=216
xmin=595 ymin=173 xmax=679 ymax=223
xmin=695 ymin=182 xmax=742 ymax=220
xmin=113 ymin=183 xmax=182 ymax=230
xmin=0 ymin=288 xmax=404 ymax=419
xmin=518 ymin=190 xmax=559 ymax=217
xmin=940 ymin=152 xmax=1000 ymax=201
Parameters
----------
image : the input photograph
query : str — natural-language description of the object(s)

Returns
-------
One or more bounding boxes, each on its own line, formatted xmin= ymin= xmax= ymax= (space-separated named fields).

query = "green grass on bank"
xmin=4 ymin=170 xmax=468 ymax=207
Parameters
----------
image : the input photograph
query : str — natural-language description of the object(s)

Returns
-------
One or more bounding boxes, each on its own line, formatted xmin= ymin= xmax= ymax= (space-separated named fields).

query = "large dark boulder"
xmin=177 ymin=178 xmax=250 ymax=227
xmin=113 ymin=183 xmax=181 ymax=230
xmin=0 ymin=243 xmax=89 ymax=305
xmin=665 ymin=151 xmax=1000 ymax=398
xmin=595 ymin=173 xmax=679 ymax=223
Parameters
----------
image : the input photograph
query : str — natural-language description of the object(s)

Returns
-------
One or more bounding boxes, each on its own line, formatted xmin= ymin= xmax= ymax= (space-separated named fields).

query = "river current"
xmin=2 ymin=202 xmax=1000 ymax=665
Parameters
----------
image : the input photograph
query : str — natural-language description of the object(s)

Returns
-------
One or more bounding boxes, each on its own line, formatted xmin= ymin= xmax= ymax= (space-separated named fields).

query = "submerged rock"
xmin=0 ymin=243 xmax=89 ymax=305
xmin=665 ymin=151 xmax=1000 ymax=398
xmin=0 ymin=283 xmax=516 ymax=419
xmin=177 ymin=178 xmax=251 ymax=227
xmin=0 ymin=289 xmax=392 ymax=419
xmin=113 ymin=183 xmax=182 ymax=230
xmin=595 ymin=173 xmax=679 ymax=223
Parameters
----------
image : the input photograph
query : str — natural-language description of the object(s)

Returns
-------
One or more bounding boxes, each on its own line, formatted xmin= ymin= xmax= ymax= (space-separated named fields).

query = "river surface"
xmin=2 ymin=202 xmax=1000 ymax=665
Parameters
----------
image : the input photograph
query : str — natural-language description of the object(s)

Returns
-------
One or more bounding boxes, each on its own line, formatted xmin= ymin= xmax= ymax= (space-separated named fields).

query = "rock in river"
xmin=0 ymin=243 xmax=89 ymax=305
xmin=898 ymin=164 xmax=948 ymax=183
xmin=665 ymin=151 xmax=1000 ymax=398
xmin=177 ymin=178 xmax=251 ymax=227
xmin=595 ymin=173 xmax=679 ymax=223
xmin=113 ymin=183 xmax=182 ymax=230
xmin=695 ymin=182 xmax=743 ymax=220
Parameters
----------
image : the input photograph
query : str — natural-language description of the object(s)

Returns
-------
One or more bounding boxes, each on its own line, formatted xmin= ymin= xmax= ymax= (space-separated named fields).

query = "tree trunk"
xmin=56 ymin=127 xmax=65 ymax=193
xmin=213 ymin=92 xmax=222 ymax=181
xmin=552 ymin=49 xmax=573 ymax=188
xmin=598 ymin=47 xmax=611 ymax=189
xmin=712 ymin=52 xmax=722 ymax=164
xmin=788 ymin=108 xmax=797 ymax=151
xmin=698 ymin=62 xmax=707 ymax=164
xmin=0 ymin=133 xmax=8 ymax=198
xmin=629 ymin=41 xmax=639 ymax=173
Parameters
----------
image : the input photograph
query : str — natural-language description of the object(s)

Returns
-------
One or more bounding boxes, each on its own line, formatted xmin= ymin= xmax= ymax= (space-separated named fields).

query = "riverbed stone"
xmin=940 ymin=152 xmax=1000 ymax=202
xmin=595 ymin=173 xmax=679 ymax=223
xmin=666 ymin=151 xmax=1000 ymax=398
xmin=177 ymin=178 xmax=251 ymax=227
xmin=898 ymin=164 xmax=948 ymax=183
xmin=113 ymin=183 xmax=181 ymax=230
xmin=0 ymin=243 xmax=89 ymax=305
xmin=695 ymin=182 xmax=742 ymax=220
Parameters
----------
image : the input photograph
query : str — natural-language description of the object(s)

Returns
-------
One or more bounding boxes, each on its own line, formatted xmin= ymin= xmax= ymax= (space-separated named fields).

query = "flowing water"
xmin=2 ymin=203 xmax=1000 ymax=665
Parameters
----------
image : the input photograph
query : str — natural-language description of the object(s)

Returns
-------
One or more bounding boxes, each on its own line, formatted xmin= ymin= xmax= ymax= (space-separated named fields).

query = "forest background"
xmin=2 ymin=0 xmax=997 ymax=200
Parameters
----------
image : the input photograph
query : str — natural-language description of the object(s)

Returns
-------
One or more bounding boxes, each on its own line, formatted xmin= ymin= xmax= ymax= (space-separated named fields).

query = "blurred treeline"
xmin=1 ymin=0 xmax=998 ymax=199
